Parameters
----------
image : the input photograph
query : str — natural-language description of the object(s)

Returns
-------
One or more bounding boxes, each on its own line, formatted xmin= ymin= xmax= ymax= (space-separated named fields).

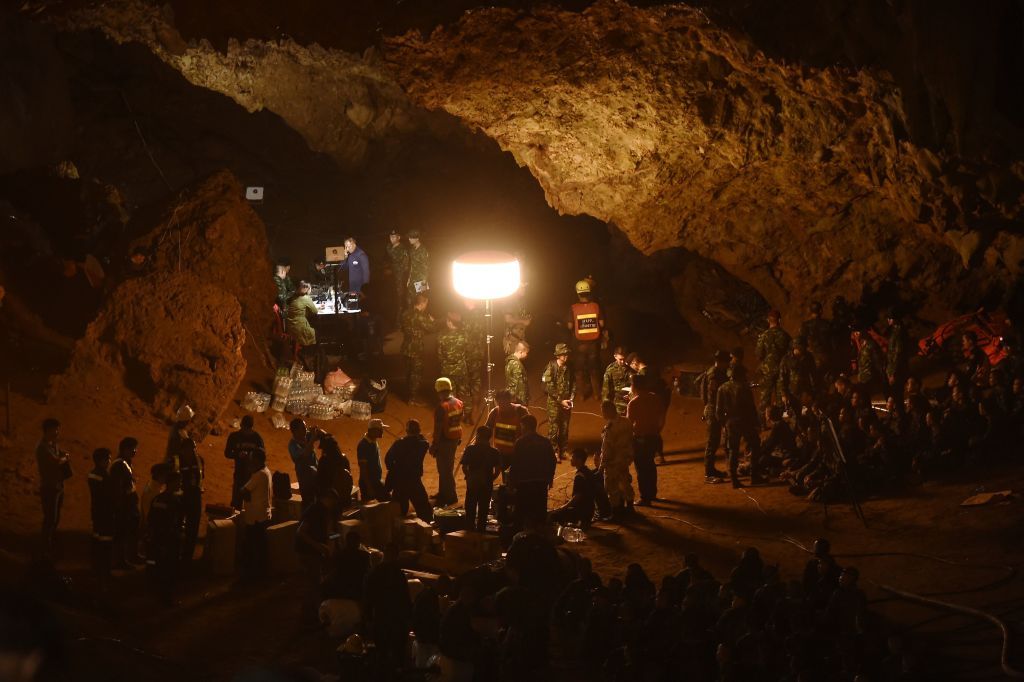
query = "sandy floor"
xmin=2 ymin=337 xmax=1023 ymax=680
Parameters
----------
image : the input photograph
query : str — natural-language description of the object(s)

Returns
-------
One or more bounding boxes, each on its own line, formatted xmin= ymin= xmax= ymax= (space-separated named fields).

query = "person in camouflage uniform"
xmin=505 ymin=340 xmax=530 ymax=405
xmin=885 ymin=309 xmax=911 ymax=402
xmin=542 ymin=343 xmax=575 ymax=458
xmin=853 ymin=326 xmax=886 ymax=398
xmin=697 ymin=350 xmax=730 ymax=482
xmin=437 ymin=312 xmax=469 ymax=402
xmin=799 ymin=301 xmax=832 ymax=378
xmin=777 ymin=336 xmax=818 ymax=410
xmin=405 ymin=230 xmax=430 ymax=304
xmin=602 ymin=346 xmax=634 ymax=415
xmin=462 ymin=300 xmax=486 ymax=420
xmin=755 ymin=309 xmax=792 ymax=408
xmin=401 ymin=294 xmax=434 ymax=405
xmin=273 ymin=258 xmax=294 ymax=318
xmin=715 ymin=364 xmax=764 ymax=488
xmin=385 ymin=230 xmax=409 ymax=324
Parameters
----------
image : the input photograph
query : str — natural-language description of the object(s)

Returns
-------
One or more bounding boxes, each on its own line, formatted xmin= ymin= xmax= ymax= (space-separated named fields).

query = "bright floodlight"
xmin=452 ymin=251 xmax=521 ymax=300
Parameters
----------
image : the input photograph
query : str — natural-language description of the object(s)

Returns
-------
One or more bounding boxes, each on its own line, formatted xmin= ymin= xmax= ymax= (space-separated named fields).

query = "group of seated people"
xmin=299 ymin=532 xmax=916 ymax=682
xmin=756 ymin=351 xmax=1023 ymax=503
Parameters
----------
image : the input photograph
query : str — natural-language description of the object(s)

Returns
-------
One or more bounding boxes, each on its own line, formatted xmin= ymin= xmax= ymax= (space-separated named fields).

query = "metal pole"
xmin=484 ymin=299 xmax=495 ymax=410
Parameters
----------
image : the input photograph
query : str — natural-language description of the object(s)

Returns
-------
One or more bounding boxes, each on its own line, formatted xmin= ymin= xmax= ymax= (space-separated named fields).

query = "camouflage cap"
xmin=554 ymin=343 xmax=571 ymax=356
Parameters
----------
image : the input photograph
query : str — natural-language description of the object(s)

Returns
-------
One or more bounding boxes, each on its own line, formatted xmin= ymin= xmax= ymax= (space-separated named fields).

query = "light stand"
xmin=452 ymin=251 xmax=522 ymax=413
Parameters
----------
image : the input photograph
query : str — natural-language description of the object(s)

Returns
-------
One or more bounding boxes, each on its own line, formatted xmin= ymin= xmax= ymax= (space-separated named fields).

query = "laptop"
xmin=325 ymin=245 xmax=346 ymax=263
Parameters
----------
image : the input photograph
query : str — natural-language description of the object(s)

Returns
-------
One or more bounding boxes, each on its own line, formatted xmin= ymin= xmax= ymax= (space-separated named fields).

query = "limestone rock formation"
xmin=382 ymin=1 xmax=1024 ymax=328
xmin=53 ymin=271 xmax=246 ymax=434
xmin=130 ymin=169 xmax=276 ymax=338
xmin=48 ymin=0 xmax=418 ymax=169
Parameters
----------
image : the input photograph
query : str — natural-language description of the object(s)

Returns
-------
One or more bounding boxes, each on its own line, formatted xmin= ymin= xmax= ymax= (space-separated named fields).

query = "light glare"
xmin=452 ymin=251 xmax=521 ymax=300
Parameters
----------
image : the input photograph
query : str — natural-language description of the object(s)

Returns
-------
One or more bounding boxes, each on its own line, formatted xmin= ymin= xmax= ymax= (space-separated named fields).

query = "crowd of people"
xmin=306 ymin=531 xmax=902 ymax=682
xmin=696 ymin=303 xmax=1024 ymax=501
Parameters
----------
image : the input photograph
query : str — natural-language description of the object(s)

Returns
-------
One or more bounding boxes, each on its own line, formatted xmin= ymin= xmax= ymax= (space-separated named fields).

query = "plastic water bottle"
xmin=558 ymin=525 xmax=585 ymax=543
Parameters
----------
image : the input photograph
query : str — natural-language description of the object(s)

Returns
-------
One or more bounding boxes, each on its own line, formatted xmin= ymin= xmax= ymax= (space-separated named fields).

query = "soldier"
xmin=461 ymin=300 xmax=486 ymax=421
xmin=778 ymin=337 xmax=818 ymax=412
xmin=386 ymin=229 xmax=409 ymax=324
xmin=406 ymin=229 xmax=430 ymax=303
xmin=602 ymin=346 xmax=634 ymax=416
xmin=568 ymin=279 xmax=604 ymax=400
xmin=542 ymin=343 xmax=575 ymax=460
xmin=885 ymin=309 xmax=911 ymax=402
xmin=799 ymin=301 xmax=832 ymax=379
xmin=716 ymin=364 xmax=765 ymax=488
xmin=485 ymin=389 xmax=531 ymax=472
xmin=430 ymin=377 xmax=464 ymax=507
xmin=437 ymin=312 xmax=469 ymax=402
xmin=755 ymin=310 xmax=792 ymax=408
xmin=273 ymin=257 xmax=294 ymax=314
xmin=146 ymin=471 xmax=185 ymax=606
xmin=505 ymin=340 xmax=530 ymax=405
xmin=697 ymin=350 xmax=730 ymax=483
xmin=852 ymin=326 xmax=885 ymax=398
xmin=401 ymin=293 xmax=434 ymax=406
xmin=596 ymin=399 xmax=634 ymax=519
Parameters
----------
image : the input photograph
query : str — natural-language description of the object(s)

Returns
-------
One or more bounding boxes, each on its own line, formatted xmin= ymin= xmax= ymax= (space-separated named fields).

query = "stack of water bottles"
xmin=242 ymin=391 xmax=271 ymax=413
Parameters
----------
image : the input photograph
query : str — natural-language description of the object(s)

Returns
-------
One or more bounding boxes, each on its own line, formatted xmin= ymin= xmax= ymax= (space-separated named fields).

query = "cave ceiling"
xmin=27 ymin=0 xmax=1024 ymax=330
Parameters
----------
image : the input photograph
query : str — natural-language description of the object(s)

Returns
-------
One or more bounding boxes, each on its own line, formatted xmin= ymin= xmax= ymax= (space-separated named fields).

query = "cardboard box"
xmin=361 ymin=501 xmax=399 ymax=548
xmin=272 ymin=494 xmax=304 ymax=524
xmin=204 ymin=518 xmax=237 ymax=576
xmin=443 ymin=530 xmax=501 ymax=572
xmin=336 ymin=519 xmax=365 ymax=546
xmin=399 ymin=518 xmax=434 ymax=552
xmin=267 ymin=520 xmax=300 ymax=574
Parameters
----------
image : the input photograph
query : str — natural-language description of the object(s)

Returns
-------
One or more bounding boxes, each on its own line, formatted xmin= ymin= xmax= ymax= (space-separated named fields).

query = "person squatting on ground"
xmin=542 ymin=343 xmax=575 ymax=460
xmin=548 ymin=448 xmax=598 ymax=528
xmin=460 ymin=426 xmax=502 ymax=532
xmin=431 ymin=377 xmax=464 ymax=507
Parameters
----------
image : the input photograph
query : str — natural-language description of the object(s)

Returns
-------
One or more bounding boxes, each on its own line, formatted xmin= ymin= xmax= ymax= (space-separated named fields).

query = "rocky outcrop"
xmin=53 ymin=271 xmax=246 ymax=434
xmin=382 ymin=1 xmax=1024 ymax=328
xmin=130 ymin=170 xmax=276 ymax=339
xmin=48 ymin=0 xmax=420 ymax=169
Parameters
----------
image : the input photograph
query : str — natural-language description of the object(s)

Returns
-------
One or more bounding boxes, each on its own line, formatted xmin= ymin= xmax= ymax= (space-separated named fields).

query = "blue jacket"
xmin=340 ymin=247 xmax=370 ymax=293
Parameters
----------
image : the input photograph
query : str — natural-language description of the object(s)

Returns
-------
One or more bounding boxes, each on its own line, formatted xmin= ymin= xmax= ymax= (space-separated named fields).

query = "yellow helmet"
xmin=574 ymin=279 xmax=591 ymax=295
xmin=434 ymin=377 xmax=453 ymax=392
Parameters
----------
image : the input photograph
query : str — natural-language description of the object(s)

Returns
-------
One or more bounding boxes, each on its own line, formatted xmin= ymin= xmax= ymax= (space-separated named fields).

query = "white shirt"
xmin=242 ymin=467 xmax=272 ymax=525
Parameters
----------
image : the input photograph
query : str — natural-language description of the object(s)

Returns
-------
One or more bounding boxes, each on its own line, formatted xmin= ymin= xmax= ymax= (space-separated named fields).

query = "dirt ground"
xmin=2 ymin=336 xmax=1024 ymax=680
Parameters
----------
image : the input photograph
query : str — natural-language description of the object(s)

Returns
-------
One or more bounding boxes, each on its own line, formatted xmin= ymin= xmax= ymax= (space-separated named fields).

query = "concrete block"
xmin=204 ymin=518 xmax=237 ymax=576
xmin=267 ymin=520 xmax=300 ymax=574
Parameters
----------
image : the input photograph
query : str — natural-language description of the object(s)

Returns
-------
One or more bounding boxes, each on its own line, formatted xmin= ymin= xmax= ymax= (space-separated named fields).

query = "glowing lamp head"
xmin=452 ymin=251 xmax=521 ymax=300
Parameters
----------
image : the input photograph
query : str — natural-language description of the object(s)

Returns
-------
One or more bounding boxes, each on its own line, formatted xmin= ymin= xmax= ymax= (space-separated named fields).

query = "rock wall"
xmin=130 ymin=169 xmax=277 ymax=339
xmin=381 ymin=1 xmax=1024 ymax=328
xmin=46 ymin=0 xmax=420 ymax=170
xmin=53 ymin=271 xmax=246 ymax=434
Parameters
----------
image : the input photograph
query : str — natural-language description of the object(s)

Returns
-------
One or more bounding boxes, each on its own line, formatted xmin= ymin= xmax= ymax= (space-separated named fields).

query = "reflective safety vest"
xmin=572 ymin=301 xmax=601 ymax=341
xmin=443 ymin=397 xmax=464 ymax=440
xmin=492 ymin=406 xmax=523 ymax=454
